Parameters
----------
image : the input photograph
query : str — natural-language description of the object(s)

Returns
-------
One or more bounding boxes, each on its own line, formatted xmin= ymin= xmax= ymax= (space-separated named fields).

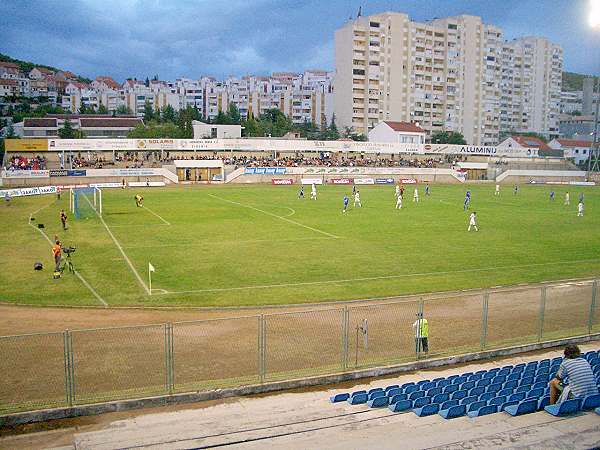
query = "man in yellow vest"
xmin=413 ymin=312 xmax=429 ymax=355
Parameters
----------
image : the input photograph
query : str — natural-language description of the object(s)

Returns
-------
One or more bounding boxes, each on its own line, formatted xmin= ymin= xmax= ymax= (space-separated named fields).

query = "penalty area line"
xmin=156 ymin=258 xmax=600 ymax=295
xmin=208 ymin=194 xmax=340 ymax=239
xmin=27 ymin=207 xmax=108 ymax=307
xmin=141 ymin=205 xmax=171 ymax=225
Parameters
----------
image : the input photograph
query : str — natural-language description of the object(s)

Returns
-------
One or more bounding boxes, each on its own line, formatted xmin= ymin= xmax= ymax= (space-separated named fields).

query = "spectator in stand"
xmin=549 ymin=345 xmax=598 ymax=404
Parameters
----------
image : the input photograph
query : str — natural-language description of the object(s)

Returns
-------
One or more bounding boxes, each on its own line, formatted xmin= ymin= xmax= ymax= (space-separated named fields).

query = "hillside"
xmin=0 ymin=53 xmax=91 ymax=84
xmin=562 ymin=71 xmax=599 ymax=92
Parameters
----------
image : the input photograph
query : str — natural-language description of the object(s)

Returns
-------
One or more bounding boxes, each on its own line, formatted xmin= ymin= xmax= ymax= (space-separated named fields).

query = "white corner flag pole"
xmin=148 ymin=262 xmax=155 ymax=295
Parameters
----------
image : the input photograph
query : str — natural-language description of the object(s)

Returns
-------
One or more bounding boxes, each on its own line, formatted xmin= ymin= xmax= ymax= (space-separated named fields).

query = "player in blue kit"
xmin=463 ymin=190 xmax=471 ymax=210
xmin=343 ymin=194 xmax=349 ymax=213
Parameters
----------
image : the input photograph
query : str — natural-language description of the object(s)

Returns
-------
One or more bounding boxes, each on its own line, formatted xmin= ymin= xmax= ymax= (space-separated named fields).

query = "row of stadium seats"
xmin=331 ymin=350 xmax=600 ymax=420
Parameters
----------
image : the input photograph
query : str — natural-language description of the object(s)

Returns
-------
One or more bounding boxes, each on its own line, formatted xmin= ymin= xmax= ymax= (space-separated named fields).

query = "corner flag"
xmin=149 ymin=262 xmax=155 ymax=273
xmin=148 ymin=262 xmax=155 ymax=295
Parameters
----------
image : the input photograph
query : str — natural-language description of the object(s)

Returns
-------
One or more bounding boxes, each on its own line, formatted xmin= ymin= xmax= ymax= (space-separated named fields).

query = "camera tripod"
xmin=62 ymin=252 xmax=75 ymax=274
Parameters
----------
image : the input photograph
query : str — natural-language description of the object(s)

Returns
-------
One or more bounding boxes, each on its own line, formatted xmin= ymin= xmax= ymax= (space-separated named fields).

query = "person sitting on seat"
xmin=549 ymin=344 xmax=598 ymax=404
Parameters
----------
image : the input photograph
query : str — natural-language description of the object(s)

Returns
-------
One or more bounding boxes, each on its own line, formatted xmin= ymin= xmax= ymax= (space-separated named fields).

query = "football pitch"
xmin=2 ymin=184 xmax=600 ymax=308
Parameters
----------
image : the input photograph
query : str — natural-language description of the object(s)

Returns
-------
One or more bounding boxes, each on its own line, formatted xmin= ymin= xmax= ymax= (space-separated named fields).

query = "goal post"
xmin=70 ymin=187 xmax=102 ymax=219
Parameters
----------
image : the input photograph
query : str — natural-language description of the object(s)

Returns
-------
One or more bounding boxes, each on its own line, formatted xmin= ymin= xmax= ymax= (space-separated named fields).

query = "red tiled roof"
xmin=0 ymin=78 xmax=18 ymax=86
xmin=556 ymin=139 xmax=593 ymax=148
xmin=80 ymin=118 xmax=143 ymax=128
xmin=96 ymin=76 xmax=121 ymax=89
xmin=24 ymin=118 xmax=57 ymax=128
xmin=511 ymin=135 xmax=551 ymax=151
xmin=383 ymin=121 xmax=426 ymax=133
xmin=0 ymin=62 xmax=19 ymax=70
xmin=34 ymin=67 xmax=55 ymax=75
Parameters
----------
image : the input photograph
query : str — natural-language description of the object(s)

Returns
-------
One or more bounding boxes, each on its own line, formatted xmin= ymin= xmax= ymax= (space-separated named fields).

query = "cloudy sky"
xmin=1 ymin=0 xmax=599 ymax=82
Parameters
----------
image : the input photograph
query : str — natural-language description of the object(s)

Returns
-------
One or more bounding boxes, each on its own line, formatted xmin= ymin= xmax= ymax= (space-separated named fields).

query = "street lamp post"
xmin=587 ymin=0 xmax=600 ymax=177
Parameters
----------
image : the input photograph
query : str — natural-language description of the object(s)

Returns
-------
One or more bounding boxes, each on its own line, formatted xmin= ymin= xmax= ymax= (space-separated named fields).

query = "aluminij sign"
xmin=459 ymin=146 xmax=497 ymax=155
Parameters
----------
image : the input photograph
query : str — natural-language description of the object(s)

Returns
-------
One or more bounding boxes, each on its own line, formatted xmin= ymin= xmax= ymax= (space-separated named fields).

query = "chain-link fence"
xmin=0 ymin=279 xmax=598 ymax=415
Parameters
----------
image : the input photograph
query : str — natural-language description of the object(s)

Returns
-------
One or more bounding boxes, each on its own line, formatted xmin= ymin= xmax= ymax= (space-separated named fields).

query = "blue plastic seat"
xmin=351 ymin=390 xmax=366 ymax=396
xmin=479 ymin=392 xmax=495 ymax=402
xmin=532 ymin=382 xmax=547 ymax=390
xmin=439 ymin=404 xmax=466 ymax=419
xmin=414 ymin=403 xmax=439 ymax=417
xmin=460 ymin=395 xmax=479 ymax=405
xmin=438 ymin=379 xmax=452 ymax=388
xmin=483 ymin=372 xmax=495 ymax=380
xmin=451 ymin=390 xmax=468 ymax=400
xmin=595 ymin=407 xmax=600 ymax=415
xmin=367 ymin=396 xmax=389 ymax=408
xmin=389 ymin=399 xmax=412 ymax=412
xmin=461 ymin=381 xmax=476 ymax=391
xmin=467 ymin=400 xmax=487 ymax=412
xmin=369 ymin=391 xmax=387 ymax=400
xmin=476 ymin=379 xmax=492 ymax=388
xmin=501 ymin=365 xmax=513 ymax=371
xmin=330 ymin=393 xmax=350 ymax=403
xmin=420 ymin=381 xmax=436 ymax=391
xmin=401 ymin=382 xmax=416 ymax=392
xmin=444 ymin=384 xmax=459 ymax=394
xmin=497 ymin=368 xmax=511 ymax=377
xmin=516 ymin=384 xmax=532 ymax=393
xmin=498 ymin=388 xmax=514 ymax=397
xmin=520 ymin=376 xmax=534 ymax=386
xmin=469 ymin=386 xmax=485 ymax=397
xmin=348 ymin=393 xmax=368 ymax=404
xmin=487 ymin=383 xmax=503 ymax=394
xmin=409 ymin=390 xmax=425 ymax=401
xmin=488 ymin=396 xmax=507 ymax=407
xmin=538 ymin=359 xmax=550 ymax=368
xmin=368 ymin=388 xmax=384 ymax=395
xmin=475 ymin=369 xmax=487 ymax=375
xmin=389 ymin=393 xmax=408 ymax=404
xmin=489 ymin=368 xmax=500 ymax=375
xmin=468 ymin=373 xmax=483 ymax=381
xmin=536 ymin=367 xmax=550 ymax=375
xmin=426 ymin=387 xmax=441 ymax=397
xmin=416 ymin=379 xmax=431 ymax=388
xmin=387 ymin=388 xmax=402 ymax=398
xmin=505 ymin=399 xmax=538 ymax=416
xmin=506 ymin=373 xmax=521 ymax=382
xmin=509 ymin=392 xmax=526 ymax=402
xmin=526 ymin=361 xmax=538 ymax=368
xmin=453 ymin=375 xmax=468 ymax=385
xmin=432 ymin=393 xmax=450 ymax=404
xmin=385 ymin=384 xmax=399 ymax=392
xmin=492 ymin=376 xmax=507 ymax=385
xmin=503 ymin=380 xmax=518 ymax=390
xmin=440 ymin=399 xmax=459 ymax=410
xmin=514 ymin=363 xmax=526 ymax=369
xmin=581 ymin=393 xmax=600 ymax=410
xmin=432 ymin=377 xmax=445 ymax=384
xmin=500 ymin=400 xmax=519 ymax=411
xmin=461 ymin=372 xmax=474 ymax=378
xmin=404 ymin=385 xmax=419 ymax=394
xmin=467 ymin=404 xmax=498 ymax=418
xmin=551 ymin=357 xmax=562 ymax=364
xmin=447 ymin=375 xmax=460 ymax=382
xmin=544 ymin=399 xmax=580 ymax=416
xmin=526 ymin=388 xmax=544 ymax=399
xmin=537 ymin=396 xmax=550 ymax=411
xmin=413 ymin=396 xmax=431 ymax=408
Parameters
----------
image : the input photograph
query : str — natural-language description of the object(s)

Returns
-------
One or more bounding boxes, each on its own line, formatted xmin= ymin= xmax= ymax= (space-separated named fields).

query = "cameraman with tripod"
xmin=52 ymin=240 xmax=62 ymax=273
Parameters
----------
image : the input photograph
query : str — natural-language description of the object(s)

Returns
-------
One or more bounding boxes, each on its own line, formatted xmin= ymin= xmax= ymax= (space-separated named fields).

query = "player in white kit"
xmin=565 ymin=191 xmax=570 ymax=205
xmin=354 ymin=190 xmax=362 ymax=207
xmin=578 ymin=201 xmax=584 ymax=217
xmin=396 ymin=194 xmax=403 ymax=209
xmin=395 ymin=185 xmax=400 ymax=198
xmin=495 ymin=184 xmax=500 ymax=196
xmin=413 ymin=188 xmax=419 ymax=203
xmin=310 ymin=183 xmax=317 ymax=200
xmin=468 ymin=212 xmax=478 ymax=232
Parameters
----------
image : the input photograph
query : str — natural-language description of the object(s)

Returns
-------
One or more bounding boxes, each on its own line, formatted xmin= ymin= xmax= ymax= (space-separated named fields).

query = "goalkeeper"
xmin=135 ymin=194 xmax=144 ymax=208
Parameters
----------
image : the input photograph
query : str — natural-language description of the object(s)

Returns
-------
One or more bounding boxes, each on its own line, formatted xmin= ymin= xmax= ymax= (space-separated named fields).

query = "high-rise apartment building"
xmin=334 ymin=12 xmax=562 ymax=144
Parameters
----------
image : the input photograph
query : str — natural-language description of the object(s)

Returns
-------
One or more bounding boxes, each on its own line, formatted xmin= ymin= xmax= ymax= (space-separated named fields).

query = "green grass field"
xmin=1 ymin=183 xmax=600 ymax=307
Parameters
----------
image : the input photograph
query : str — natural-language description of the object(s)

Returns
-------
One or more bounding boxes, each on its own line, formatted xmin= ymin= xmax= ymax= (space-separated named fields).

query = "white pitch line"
xmin=83 ymin=195 xmax=151 ymax=295
xmin=156 ymin=258 xmax=600 ymax=295
xmin=283 ymin=207 xmax=296 ymax=217
xmin=208 ymin=194 xmax=340 ymax=239
xmin=121 ymin=236 xmax=333 ymax=249
xmin=142 ymin=205 xmax=171 ymax=225
xmin=27 ymin=206 xmax=108 ymax=306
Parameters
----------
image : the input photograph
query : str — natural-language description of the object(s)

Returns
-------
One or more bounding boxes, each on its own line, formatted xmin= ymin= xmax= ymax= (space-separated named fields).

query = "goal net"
xmin=70 ymin=187 xmax=102 ymax=219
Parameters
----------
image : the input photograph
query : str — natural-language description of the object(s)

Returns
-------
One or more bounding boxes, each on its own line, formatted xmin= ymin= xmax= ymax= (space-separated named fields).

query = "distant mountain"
xmin=562 ymin=71 xmax=599 ymax=92
xmin=0 ymin=53 xmax=91 ymax=84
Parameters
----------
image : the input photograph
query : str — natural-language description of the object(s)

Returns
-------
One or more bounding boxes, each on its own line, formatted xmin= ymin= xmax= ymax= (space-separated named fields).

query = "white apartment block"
xmin=334 ymin=12 xmax=562 ymax=144
xmin=500 ymin=37 xmax=562 ymax=138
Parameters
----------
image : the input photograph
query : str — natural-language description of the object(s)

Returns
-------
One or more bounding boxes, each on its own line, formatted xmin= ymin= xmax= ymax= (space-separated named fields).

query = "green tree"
xmin=57 ymin=118 xmax=86 ymax=139
xmin=161 ymin=105 xmax=177 ymax=123
xmin=115 ymin=105 xmax=132 ymax=115
xmin=97 ymin=102 xmax=108 ymax=114
xmin=241 ymin=112 xmax=263 ymax=137
xmin=78 ymin=103 xmax=95 ymax=114
xmin=143 ymin=100 xmax=155 ymax=122
xmin=431 ymin=131 xmax=466 ymax=145
xmin=226 ymin=102 xmax=241 ymax=125
xmin=127 ymin=120 xmax=184 ymax=138
xmin=259 ymin=108 xmax=293 ymax=137
xmin=326 ymin=114 xmax=340 ymax=140
xmin=177 ymin=106 xmax=198 ymax=138
xmin=214 ymin=111 xmax=230 ymax=125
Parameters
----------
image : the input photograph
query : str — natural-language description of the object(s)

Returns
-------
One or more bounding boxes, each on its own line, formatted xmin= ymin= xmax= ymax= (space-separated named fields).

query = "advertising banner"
xmin=272 ymin=178 xmax=294 ymax=185
xmin=0 ymin=185 xmax=57 ymax=198
xmin=400 ymin=178 xmax=417 ymax=184
xmin=301 ymin=178 xmax=323 ymax=185
xmin=2 ymin=170 xmax=49 ymax=178
xmin=375 ymin=178 xmax=395 ymax=184
xmin=4 ymin=139 xmax=48 ymax=152
xmin=330 ymin=178 xmax=353 ymax=185
xmin=49 ymin=169 xmax=87 ymax=177
xmin=354 ymin=178 xmax=375 ymax=185
xmin=89 ymin=183 xmax=123 ymax=188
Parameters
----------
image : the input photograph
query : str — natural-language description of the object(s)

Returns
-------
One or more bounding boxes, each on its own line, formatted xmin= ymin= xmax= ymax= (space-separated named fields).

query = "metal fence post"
xmin=63 ymin=330 xmax=75 ymax=407
xmin=415 ymin=300 xmax=424 ymax=360
xmin=588 ymin=281 xmax=598 ymax=335
xmin=258 ymin=315 xmax=266 ymax=383
xmin=538 ymin=287 xmax=547 ymax=341
xmin=481 ymin=291 xmax=489 ymax=350
xmin=341 ymin=307 xmax=349 ymax=371
xmin=164 ymin=323 xmax=174 ymax=395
